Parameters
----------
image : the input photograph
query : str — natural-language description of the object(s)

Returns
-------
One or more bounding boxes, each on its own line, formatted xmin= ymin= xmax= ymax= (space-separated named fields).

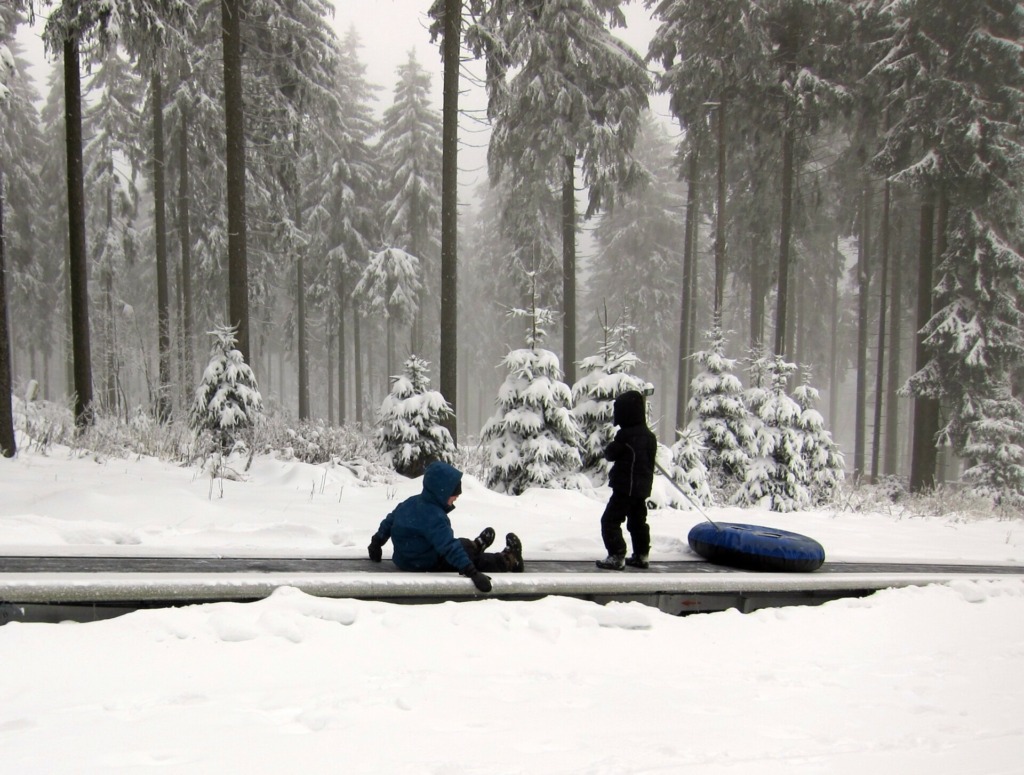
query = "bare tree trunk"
xmin=337 ymin=277 xmax=347 ymax=424
xmin=749 ymin=239 xmax=765 ymax=353
xmin=354 ymin=308 xmax=363 ymax=425
xmin=102 ymin=172 xmax=117 ymax=415
xmin=883 ymin=207 xmax=904 ymax=477
xmin=909 ymin=193 xmax=938 ymax=493
xmin=934 ymin=190 xmax=950 ymax=486
xmin=774 ymin=123 xmax=794 ymax=357
xmin=714 ymin=99 xmax=727 ymax=317
xmin=64 ymin=37 xmax=94 ymax=429
xmin=562 ymin=155 xmax=577 ymax=385
xmin=676 ymin=149 xmax=699 ymax=430
xmin=854 ymin=183 xmax=872 ymax=481
xmin=439 ymin=0 xmax=460 ymax=443
xmin=327 ymin=306 xmax=334 ymax=425
xmin=0 ymin=169 xmax=15 ymax=456
xmin=151 ymin=71 xmax=172 ymax=422
xmin=410 ymin=184 xmax=422 ymax=356
xmin=794 ymin=261 xmax=805 ymax=367
xmin=871 ymin=179 xmax=891 ymax=483
xmin=177 ymin=107 xmax=194 ymax=402
xmin=829 ymin=235 xmax=840 ymax=430
xmin=222 ymin=0 xmax=250 ymax=362
xmin=296 ymin=211 xmax=309 ymax=420
xmin=64 ymin=226 xmax=74 ymax=399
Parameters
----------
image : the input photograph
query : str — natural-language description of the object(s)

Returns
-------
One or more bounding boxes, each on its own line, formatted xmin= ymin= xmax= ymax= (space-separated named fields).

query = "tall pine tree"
xmin=378 ymin=50 xmax=442 ymax=359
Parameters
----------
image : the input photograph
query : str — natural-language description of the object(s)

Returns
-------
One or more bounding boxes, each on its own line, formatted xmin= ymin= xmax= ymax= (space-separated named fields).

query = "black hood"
xmin=613 ymin=390 xmax=646 ymax=428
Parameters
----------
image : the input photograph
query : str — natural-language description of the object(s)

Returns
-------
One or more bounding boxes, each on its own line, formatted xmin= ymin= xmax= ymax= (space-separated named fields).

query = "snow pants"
xmin=600 ymin=492 xmax=650 ymax=558
xmin=433 ymin=538 xmax=514 ymax=573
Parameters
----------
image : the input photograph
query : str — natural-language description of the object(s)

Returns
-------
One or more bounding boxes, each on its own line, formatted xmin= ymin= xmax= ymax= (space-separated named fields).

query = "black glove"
xmin=461 ymin=564 xmax=492 ymax=593
xmin=367 ymin=535 xmax=384 ymax=563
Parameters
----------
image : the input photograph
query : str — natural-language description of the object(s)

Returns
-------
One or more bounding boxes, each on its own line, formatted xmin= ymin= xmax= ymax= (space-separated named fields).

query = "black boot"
xmin=474 ymin=527 xmax=496 ymax=553
xmin=503 ymin=533 xmax=524 ymax=572
xmin=596 ymin=554 xmax=625 ymax=570
xmin=625 ymin=554 xmax=650 ymax=569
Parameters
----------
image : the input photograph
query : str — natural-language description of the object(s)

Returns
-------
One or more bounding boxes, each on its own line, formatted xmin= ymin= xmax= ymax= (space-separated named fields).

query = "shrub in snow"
xmin=482 ymin=303 xmax=585 ymax=495
xmin=571 ymin=316 xmax=649 ymax=483
xmin=376 ymin=355 xmax=456 ymax=478
xmin=792 ymin=378 xmax=845 ymax=506
xmin=734 ymin=353 xmax=810 ymax=512
xmin=189 ymin=325 xmax=263 ymax=454
xmin=687 ymin=325 xmax=753 ymax=499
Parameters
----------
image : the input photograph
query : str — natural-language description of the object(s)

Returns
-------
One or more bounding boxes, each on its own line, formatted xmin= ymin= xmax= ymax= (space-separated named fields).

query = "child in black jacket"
xmin=596 ymin=389 xmax=658 ymax=570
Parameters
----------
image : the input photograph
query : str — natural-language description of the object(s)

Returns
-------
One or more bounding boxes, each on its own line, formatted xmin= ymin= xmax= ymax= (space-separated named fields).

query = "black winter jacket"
xmin=605 ymin=390 xmax=657 ymax=498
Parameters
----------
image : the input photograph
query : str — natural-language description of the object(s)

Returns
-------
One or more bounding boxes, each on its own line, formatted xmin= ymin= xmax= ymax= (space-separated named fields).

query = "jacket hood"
xmin=421 ymin=461 xmax=463 ymax=507
xmin=613 ymin=390 xmax=647 ymax=428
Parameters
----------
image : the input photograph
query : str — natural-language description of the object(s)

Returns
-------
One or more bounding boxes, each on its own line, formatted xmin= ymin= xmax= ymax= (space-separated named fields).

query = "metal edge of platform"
xmin=1 ymin=569 xmax=1021 ymax=604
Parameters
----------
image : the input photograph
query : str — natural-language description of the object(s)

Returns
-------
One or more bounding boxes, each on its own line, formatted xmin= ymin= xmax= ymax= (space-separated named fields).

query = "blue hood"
xmin=422 ymin=461 xmax=463 ymax=509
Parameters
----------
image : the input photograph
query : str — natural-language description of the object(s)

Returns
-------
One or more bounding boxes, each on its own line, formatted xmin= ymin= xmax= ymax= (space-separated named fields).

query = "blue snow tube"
xmin=688 ymin=522 xmax=825 ymax=572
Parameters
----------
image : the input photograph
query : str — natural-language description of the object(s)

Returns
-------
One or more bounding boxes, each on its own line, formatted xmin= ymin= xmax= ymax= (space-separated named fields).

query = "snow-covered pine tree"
xmin=189 ymin=325 xmax=264 ymax=453
xmin=960 ymin=385 xmax=1024 ymax=510
xmin=910 ymin=209 xmax=1024 ymax=505
xmin=667 ymin=427 xmax=713 ymax=508
xmin=482 ymin=297 xmax=585 ymax=495
xmin=83 ymin=45 xmax=144 ymax=416
xmin=378 ymin=49 xmax=442 ymax=357
xmin=376 ymin=355 xmax=456 ymax=478
xmin=687 ymin=324 xmax=752 ymax=499
xmin=0 ymin=13 xmax=44 ymax=457
xmin=793 ymin=374 xmax=845 ymax=506
xmin=354 ymin=246 xmax=422 ymax=379
xmin=585 ymin=114 xmax=686 ymax=372
xmin=481 ymin=0 xmax=650 ymax=384
xmin=571 ymin=308 xmax=648 ymax=482
xmin=736 ymin=353 xmax=810 ymax=512
xmin=875 ymin=0 xmax=1024 ymax=494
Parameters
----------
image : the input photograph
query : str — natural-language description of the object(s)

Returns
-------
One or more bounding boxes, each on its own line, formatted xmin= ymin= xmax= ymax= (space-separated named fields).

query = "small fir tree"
xmin=571 ymin=308 xmax=649 ymax=482
xmin=793 ymin=375 xmax=846 ymax=507
xmin=189 ymin=325 xmax=263 ymax=453
xmin=667 ymin=428 xmax=713 ymax=508
xmin=736 ymin=353 xmax=810 ymax=512
xmin=376 ymin=355 xmax=456 ymax=478
xmin=687 ymin=324 xmax=753 ymax=499
xmin=960 ymin=386 xmax=1024 ymax=509
xmin=482 ymin=298 xmax=585 ymax=495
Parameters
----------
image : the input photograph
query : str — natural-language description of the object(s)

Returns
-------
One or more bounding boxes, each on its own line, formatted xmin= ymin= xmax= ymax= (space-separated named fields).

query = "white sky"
xmin=2 ymin=438 xmax=1024 ymax=772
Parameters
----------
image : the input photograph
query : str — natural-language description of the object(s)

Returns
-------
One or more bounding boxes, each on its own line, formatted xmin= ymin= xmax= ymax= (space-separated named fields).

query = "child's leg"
xmin=625 ymin=497 xmax=650 ymax=557
xmin=600 ymin=493 xmax=629 ymax=556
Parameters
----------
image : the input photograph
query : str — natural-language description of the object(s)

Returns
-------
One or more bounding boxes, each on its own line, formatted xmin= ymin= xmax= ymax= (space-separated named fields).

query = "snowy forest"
xmin=0 ymin=0 xmax=1022 ymax=507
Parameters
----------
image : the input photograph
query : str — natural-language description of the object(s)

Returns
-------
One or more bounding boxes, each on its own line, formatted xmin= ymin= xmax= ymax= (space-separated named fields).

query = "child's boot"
xmin=596 ymin=554 xmax=625 ymax=570
xmin=474 ymin=527 xmax=496 ymax=553
xmin=625 ymin=554 xmax=650 ymax=569
xmin=503 ymin=533 xmax=525 ymax=572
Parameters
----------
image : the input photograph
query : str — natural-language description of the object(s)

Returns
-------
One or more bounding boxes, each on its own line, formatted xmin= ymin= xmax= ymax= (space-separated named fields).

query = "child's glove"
xmin=461 ymin=564 xmax=492 ymax=593
xmin=367 ymin=535 xmax=384 ymax=563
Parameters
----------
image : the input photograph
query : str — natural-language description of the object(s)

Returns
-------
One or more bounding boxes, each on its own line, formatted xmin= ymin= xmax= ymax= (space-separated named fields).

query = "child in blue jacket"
xmin=367 ymin=461 xmax=524 ymax=592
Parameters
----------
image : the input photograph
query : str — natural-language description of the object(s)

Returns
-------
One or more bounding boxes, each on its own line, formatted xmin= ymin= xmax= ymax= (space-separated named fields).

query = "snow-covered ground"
xmin=2 ymin=445 xmax=1023 ymax=773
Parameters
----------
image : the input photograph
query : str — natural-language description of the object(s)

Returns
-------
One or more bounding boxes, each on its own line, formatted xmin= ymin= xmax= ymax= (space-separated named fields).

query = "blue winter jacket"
xmin=373 ymin=461 xmax=473 ymax=572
